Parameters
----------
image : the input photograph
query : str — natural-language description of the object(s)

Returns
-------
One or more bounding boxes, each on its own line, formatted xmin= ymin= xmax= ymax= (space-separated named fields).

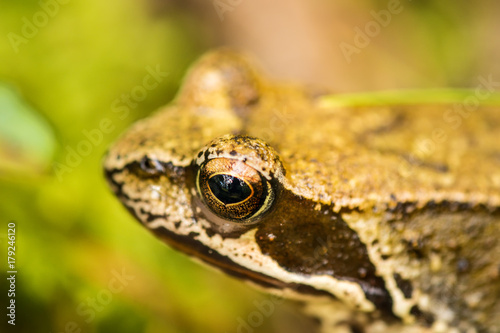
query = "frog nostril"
xmin=139 ymin=156 xmax=164 ymax=175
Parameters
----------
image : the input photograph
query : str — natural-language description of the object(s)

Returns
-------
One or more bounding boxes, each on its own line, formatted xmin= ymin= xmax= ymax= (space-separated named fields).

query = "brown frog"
xmin=104 ymin=49 xmax=500 ymax=333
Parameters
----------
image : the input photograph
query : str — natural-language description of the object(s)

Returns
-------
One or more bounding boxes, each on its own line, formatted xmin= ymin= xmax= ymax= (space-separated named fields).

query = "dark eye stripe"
xmin=208 ymin=174 xmax=252 ymax=205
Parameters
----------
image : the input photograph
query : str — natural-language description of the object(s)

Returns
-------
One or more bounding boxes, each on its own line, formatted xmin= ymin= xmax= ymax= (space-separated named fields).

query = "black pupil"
xmin=208 ymin=174 xmax=252 ymax=205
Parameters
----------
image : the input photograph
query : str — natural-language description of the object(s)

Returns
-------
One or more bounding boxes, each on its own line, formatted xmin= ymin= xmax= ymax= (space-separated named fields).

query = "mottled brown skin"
xmin=104 ymin=50 xmax=500 ymax=332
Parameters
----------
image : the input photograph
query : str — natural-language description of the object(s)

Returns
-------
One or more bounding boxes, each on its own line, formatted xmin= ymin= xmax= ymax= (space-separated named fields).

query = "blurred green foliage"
xmin=0 ymin=1 xmax=271 ymax=332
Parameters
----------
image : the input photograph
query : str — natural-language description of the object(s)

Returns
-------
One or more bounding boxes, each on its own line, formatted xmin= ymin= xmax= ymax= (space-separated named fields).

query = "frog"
xmin=103 ymin=49 xmax=500 ymax=333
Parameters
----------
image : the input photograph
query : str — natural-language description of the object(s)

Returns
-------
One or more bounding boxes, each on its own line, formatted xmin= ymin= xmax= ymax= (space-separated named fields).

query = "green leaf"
xmin=0 ymin=83 xmax=57 ymax=177
xmin=318 ymin=89 xmax=500 ymax=108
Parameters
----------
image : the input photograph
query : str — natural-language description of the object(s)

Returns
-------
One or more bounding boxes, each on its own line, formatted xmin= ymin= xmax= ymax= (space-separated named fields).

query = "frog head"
xmin=103 ymin=50 xmax=391 ymax=315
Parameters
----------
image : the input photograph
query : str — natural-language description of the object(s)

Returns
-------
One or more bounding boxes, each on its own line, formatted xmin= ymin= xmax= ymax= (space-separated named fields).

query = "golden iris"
xmin=197 ymin=158 xmax=272 ymax=222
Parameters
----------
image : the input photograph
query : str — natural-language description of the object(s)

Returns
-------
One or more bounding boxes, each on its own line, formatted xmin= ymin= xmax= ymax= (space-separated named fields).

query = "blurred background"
xmin=0 ymin=0 xmax=499 ymax=332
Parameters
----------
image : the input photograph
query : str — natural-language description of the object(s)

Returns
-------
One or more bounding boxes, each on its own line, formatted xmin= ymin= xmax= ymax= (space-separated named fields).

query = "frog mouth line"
xmin=147 ymin=221 xmax=407 ymax=325
xmin=152 ymin=224 xmax=341 ymax=298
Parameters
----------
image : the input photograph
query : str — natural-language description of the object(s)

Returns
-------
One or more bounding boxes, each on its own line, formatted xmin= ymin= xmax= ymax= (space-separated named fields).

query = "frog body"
xmin=104 ymin=50 xmax=500 ymax=333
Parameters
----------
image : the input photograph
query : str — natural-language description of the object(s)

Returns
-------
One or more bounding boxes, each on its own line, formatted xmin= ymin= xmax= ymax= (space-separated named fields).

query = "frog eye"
xmin=196 ymin=158 xmax=274 ymax=223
